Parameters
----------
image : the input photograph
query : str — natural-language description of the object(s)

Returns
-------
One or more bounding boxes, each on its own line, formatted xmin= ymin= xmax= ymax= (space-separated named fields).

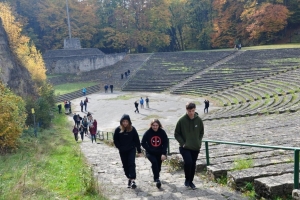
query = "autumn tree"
xmin=0 ymin=82 xmax=26 ymax=153
xmin=241 ymin=3 xmax=289 ymax=43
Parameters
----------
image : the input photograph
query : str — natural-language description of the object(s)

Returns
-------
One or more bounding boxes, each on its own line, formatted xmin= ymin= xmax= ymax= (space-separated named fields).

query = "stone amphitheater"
xmin=57 ymin=48 xmax=300 ymax=200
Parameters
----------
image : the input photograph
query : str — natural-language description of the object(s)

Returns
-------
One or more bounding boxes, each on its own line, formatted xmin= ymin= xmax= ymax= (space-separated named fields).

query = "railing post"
xmin=107 ymin=132 xmax=108 ymax=140
xmin=294 ymin=149 xmax=299 ymax=189
xmin=205 ymin=141 xmax=210 ymax=166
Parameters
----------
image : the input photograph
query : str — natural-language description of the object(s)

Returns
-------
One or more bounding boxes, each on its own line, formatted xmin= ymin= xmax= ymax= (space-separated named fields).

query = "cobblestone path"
xmin=80 ymin=140 xmax=247 ymax=200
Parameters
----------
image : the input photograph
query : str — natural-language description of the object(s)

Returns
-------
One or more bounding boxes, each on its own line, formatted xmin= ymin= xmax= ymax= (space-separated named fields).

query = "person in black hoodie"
xmin=141 ymin=119 xmax=168 ymax=189
xmin=113 ymin=114 xmax=142 ymax=189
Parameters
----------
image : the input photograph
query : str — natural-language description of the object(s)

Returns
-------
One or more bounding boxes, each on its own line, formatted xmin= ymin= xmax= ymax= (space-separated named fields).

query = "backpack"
xmin=80 ymin=102 xmax=83 ymax=106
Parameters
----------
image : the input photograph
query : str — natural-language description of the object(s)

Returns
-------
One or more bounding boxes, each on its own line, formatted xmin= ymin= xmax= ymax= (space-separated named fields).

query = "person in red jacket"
xmin=72 ymin=125 xmax=79 ymax=142
xmin=141 ymin=119 xmax=168 ymax=188
xmin=89 ymin=119 xmax=97 ymax=143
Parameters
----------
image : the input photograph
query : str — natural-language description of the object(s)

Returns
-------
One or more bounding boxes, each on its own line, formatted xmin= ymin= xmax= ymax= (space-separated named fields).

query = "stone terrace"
xmin=172 ymin=48 xmax=300 ymax=96
xmin=202 ymin=67 xmax=300 ymax=120
xmin=48 ymin=54 xmax=151 ymax=89
xmin=122 ymin=51 xmax=234 ymax=92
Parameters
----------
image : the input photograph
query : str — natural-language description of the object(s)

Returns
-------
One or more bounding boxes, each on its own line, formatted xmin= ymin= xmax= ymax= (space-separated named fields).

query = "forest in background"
xmin=1 ymin=0 xmax=300 ymax=53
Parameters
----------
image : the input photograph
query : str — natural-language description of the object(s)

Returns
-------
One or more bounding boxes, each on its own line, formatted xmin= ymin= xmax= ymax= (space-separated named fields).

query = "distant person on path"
xmin=121 ymin=73 xmax=124 ymax=79
xmin=140 ymin=97 xmax=144 ymax=109
xmin=174 ymin=102 xmax=204 ymax=190
xmin=110 ymin=84 xmax=114 ymax=93
xmin=128 ymin=69 xmax=130 ymax=75
xmin=80 ymin=100 xmax=84 ymax=112
xmin=84 ymin=97 xmax=88 ymax=111
xmin=72 ymin=125 xmax=79 ymax=142
xmin=238 ymin=43 xmax=242 ymax=50
xmin=79 ymin=124 xmax=85 ymax=141
xmin=141 ymin=119 xmax=168 ymax=188
xmin=82 ymin=116 xmax=88 ymax=136
xmin=89 ymin=119 xmax=97 ymax=143
xmin=125 ymin=72 xmax=128 ymax=78
xmin=69 ymin=101 xmax=72 ymax=113
xmin=58 ymin=104 xmax=62 ymax=114
xmin=73 ymin=113 xmax=78 ymax=126
xmin=145 ymin=97 xmax=149 ymax=108
xmin=204 ymin=100 xmax=209 ymax=113
xmin=82 ymin=88 xmax=87 ymax=96
xmin=134 ymin=101 xmax=139 ymax=113
xmin=113 ymin=114 xmax=142 ymax=189
xmin=104 ymin=84 xmax=109 ymax=93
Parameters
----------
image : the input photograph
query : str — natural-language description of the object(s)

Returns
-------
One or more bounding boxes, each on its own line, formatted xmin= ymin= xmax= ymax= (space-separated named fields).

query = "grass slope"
xmin=54 ymin=82 xmax=98 ymax=95
xmin=0 ymin=114 xmax=106 ymax=200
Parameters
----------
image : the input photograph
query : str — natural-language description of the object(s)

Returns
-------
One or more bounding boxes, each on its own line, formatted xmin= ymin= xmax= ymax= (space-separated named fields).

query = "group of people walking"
xmin=121 ymin=69 xmax=131 ymax=79
xmin=113 ymin=102 xmax=204 ymax=190
xmin=72 ymin=112 xmax=98 ymax=143
xmin=104 ymin=84 xmax=114 ymax=93
xmin=134 ymin=97 xmax=150 ymax=113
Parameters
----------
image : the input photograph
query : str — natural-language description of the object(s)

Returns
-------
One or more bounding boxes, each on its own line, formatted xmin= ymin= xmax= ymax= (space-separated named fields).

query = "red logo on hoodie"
xmin=151 ymin=136 xmax=161 ymax=147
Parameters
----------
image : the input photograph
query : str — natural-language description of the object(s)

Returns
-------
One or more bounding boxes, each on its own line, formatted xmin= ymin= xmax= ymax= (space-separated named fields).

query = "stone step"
xmin=254 ymin=173 xmax=296 ymax=199
xmin=227 ymin=162 xmax=293 ymax=189
xmin=205 ymin=155 xmax=292 ymax=180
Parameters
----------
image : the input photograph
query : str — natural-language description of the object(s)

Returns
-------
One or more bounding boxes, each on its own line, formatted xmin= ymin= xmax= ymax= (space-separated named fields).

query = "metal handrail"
xmin=101 ymin=132 xmax=300 ymax=189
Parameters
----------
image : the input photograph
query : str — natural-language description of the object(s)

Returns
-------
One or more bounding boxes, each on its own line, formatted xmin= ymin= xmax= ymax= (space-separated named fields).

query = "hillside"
xmin=0 ymin=19 xmax=34 ymax=97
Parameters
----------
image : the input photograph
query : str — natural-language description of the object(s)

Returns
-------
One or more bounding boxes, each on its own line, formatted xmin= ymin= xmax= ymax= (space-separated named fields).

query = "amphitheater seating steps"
xmin=172 ymin=49 xmax=300 ymax=96
xmin=122 ymin=51 xmax=234 ymax=92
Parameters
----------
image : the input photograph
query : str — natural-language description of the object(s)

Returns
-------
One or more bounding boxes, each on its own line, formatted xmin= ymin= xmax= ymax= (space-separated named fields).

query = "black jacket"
xmin=113 ymin=126 xmax=141 ymax=153
xmin=141 ymin=128 xmax=168 ymax=155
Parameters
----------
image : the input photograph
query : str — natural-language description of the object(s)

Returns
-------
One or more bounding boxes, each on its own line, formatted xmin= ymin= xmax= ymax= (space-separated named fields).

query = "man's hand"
xmin=161 ymin=155 xmax=167 ymax=161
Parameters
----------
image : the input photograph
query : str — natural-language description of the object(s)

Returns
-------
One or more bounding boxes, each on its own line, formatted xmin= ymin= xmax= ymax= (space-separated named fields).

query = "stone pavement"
xmin=80 ymin=139 xmax=247 ymax=200
xmin=71 ymin=91 xmax=247 ymax=199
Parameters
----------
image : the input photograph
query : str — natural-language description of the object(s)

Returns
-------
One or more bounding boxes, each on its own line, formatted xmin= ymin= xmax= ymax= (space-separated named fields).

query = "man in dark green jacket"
xmin=174 ymin=102 xmax=204 ymax=189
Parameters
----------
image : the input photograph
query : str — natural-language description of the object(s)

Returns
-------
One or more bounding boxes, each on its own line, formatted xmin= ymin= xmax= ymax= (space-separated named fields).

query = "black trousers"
xmin=74 ymin=133 xmax=78 ymax=141
xmin=179 ymin=147 xmax=199 ymax=183
xmin=146 ymin=153 xmax=162 ymax=181
xmin=91 ymin=134 xmax=96 ymax=143
xmin=119 ymin=148 xmax=136 ymax=179
xmin=134 ymin=106 xmax=139 ymax=113
xmin=80 ymin=132 xmax=84 ymax=141
xmin=204 ymin=107 xmax=208 ymax=113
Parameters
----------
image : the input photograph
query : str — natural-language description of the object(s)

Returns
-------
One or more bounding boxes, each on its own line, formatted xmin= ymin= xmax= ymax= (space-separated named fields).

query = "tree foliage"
xmin=0 ymin=2 xmax=46 ymax=82
xmin=0 ymin=82 xmax=26 ymax=153
xmin=1 ymin=0 xmax=298 ymax=51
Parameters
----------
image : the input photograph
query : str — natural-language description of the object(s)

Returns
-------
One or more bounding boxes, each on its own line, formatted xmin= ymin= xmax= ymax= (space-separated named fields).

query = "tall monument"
xmin=64 ymin=0 xmax=81 ymax=49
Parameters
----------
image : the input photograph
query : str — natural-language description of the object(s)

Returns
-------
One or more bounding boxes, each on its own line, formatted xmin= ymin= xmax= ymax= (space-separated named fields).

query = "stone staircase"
xmin=55 ymin=84 xmax=101 ymax=103
xmin=169 ymin=50 xmax=245 ymax=92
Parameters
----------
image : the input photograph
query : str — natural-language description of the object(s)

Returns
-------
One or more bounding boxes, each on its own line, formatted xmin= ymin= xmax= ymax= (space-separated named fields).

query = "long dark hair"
xmin=150 ymin=119 xmax=163 ymax=129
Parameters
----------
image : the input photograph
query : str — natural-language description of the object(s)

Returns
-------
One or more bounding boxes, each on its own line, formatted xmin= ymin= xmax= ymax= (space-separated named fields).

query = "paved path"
xmin=69 ymin=91 xmax=247 ymax=199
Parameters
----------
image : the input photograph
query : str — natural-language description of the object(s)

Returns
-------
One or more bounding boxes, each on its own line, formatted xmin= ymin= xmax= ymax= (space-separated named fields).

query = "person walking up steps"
xmin=84 ymin=97 xmax=88 ymax=112
xmin=72 ymin=125 xmax=79 ymax=142
xmin=90 ymin=119 xmax=97 ymax=143
xmin=174 ymin=102 xmax=204 ymax=190
xmin=79 ymin=124 xmax=84 ymax=141
xmin=113 ymin=114 xmax=142 ymax=189
xmin=134 ymin=101 xmax=139 ymax=113
xmin=141 ymin=119 xmax=168 ymax=188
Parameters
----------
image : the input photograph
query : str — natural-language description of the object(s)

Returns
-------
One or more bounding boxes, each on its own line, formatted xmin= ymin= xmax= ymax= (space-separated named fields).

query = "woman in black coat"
xmin=113 ymin=114 xmax=142 ymax=189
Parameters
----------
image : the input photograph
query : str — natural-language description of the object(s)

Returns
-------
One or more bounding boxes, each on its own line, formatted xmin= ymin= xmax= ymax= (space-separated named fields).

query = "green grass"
xmin=232 ymin=158 xmax=254 ymax=170
xmin=0 ymin=113 xmax=106 ymax=200
xmin=54 ymin=82 xmax=98 ymax=95
xmin=107 ymin=94 xmax=134 ymax=100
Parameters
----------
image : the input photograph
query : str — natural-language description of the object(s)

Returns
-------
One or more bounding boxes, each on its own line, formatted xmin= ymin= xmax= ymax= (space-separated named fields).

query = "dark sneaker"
xmin=189 ymin=182 xmax=196 ymax=190
xmin=127 ymin=180 xmax=132 ymax=188
xmin=184 ymin=180 xmax=190 ymax=187
xmin=156 ymin=179 xmax=161 ymax=189
xmin=131 ymin=181 xmax=137 ymax=189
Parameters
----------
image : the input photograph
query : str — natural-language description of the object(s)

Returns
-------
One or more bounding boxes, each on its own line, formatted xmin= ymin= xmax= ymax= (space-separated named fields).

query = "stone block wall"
xmin=43 ymin=48 xmax=126 ymax=74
